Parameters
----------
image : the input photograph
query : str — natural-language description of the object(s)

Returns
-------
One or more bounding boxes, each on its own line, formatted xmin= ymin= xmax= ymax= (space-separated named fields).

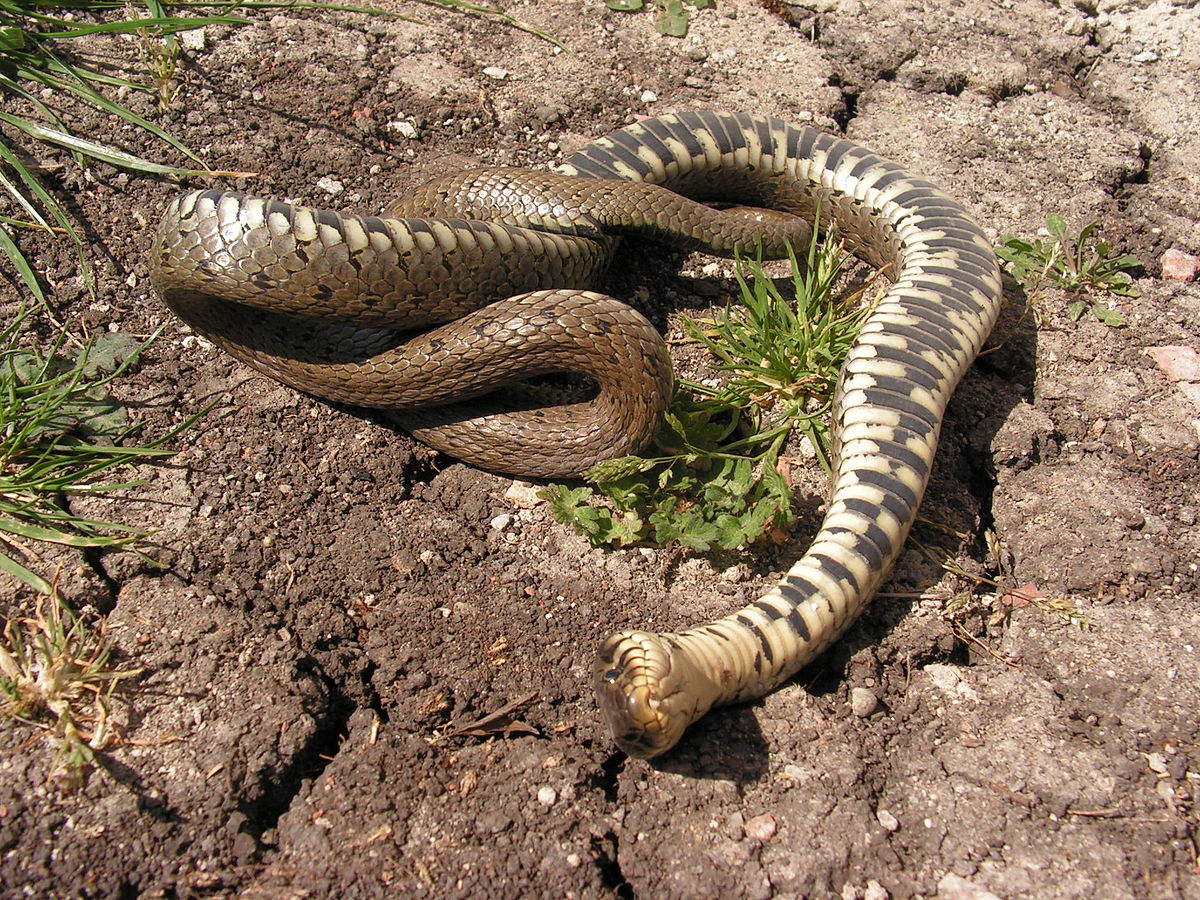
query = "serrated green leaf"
xmin=656 ymin=0 xmax=689 ymax=36
xmin=605 ymin=0 xmax=644 ymax=9
xmin=1092 ymin=304 xmax=1125 ymax=327
xmin=1045 ymin=214 xmax=1067 ymax=239
xmin=539 ymin=484 xmax=590 ymax=513
xmin=651 ymin=504 xmax=718 ymax=549
xmin=1066 ymin=300 xmax=1086 ymax=321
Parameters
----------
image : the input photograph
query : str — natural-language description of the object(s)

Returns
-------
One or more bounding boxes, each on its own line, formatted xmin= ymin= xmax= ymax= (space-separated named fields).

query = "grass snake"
xmin=151 ymin=110 xmax=1003 ymax=758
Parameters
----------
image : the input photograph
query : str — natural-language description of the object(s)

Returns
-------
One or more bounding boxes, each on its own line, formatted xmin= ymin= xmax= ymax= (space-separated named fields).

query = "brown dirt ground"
xmin=2 ymin=1 xmax=1199 ymax=898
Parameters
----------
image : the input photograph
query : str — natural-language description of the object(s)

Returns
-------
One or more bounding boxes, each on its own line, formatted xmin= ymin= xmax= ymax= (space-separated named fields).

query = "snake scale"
xmin=151 ymin=111 xmax=1003 ymax=758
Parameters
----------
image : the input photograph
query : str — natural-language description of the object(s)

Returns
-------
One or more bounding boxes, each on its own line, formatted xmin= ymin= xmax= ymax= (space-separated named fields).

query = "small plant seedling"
xmin=1 ymin=592 xmax=142 ymax=788
xmin=997 ymin=214 xmax=1140 ymax=327
xmin=604 ymin=0 xmax=713 ymax=37
xmin=543 ymin=230 xmax=874 ymax=551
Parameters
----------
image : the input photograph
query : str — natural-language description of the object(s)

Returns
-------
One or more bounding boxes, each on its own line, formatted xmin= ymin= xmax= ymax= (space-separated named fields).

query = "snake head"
xmin=593 ymin=630 xmax=715 ymax=759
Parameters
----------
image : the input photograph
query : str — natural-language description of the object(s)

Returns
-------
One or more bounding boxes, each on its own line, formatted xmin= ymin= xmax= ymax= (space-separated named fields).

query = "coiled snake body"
xmin=152 ymin=111 xmax=1002 ymax=758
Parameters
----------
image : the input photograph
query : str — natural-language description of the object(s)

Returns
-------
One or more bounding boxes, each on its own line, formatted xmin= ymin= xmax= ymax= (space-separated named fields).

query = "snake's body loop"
xmin=151 ymin=111 xmax=1002 ymax=757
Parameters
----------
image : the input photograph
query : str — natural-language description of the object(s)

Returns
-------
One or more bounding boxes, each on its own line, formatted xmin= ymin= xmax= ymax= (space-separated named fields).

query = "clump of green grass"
xmin=604 ymin=0 xmax=712 ymax=37
xmin=997 ymin=214 xmax=1140 ymax=327
xmin=1 ymin=591 xmax=141 ymax=787
xmin=0 ymin=310 xmax=201 ymax=592
xmin=542 ymin=233 xmax=873 ymax=551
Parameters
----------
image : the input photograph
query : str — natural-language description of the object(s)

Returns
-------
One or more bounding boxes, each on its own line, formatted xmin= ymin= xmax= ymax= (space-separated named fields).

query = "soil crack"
xmin=241 ymin=667 xmax=357 ymax=847
xmin=590 ymin=830 xmax=634 ymax=900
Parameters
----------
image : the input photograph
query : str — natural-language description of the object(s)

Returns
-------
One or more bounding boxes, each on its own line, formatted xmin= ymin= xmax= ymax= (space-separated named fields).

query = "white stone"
xmin=316 ymin=176 xmax=344 ymax=196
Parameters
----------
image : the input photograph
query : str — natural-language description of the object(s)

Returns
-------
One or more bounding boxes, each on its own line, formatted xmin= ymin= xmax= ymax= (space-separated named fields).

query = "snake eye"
xmin=601 ymin=666 xmax=624 ymax=684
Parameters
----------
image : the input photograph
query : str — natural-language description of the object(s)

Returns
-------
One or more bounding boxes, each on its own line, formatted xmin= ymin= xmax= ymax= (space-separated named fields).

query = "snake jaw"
xmin=593 ymin=630 xmax=713 ymax=759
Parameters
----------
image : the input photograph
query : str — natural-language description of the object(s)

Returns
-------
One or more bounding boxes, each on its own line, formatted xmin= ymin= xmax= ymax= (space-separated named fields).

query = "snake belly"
xmin=151 ymin=111 xmax=1002 ymax=759
xmin=558 ymin=112 xmax=1002 ymax=758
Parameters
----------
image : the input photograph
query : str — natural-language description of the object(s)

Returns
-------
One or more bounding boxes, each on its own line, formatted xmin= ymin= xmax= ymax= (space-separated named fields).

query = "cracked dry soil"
xmin=2 ymin=1 xmax=1199 ymax=898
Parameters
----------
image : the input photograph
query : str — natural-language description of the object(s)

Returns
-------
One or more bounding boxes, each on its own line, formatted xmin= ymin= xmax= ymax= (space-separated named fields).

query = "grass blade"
xmin=37 ymin=14 xmax=249 ymax=38
xmin=0 ymin=550 xmax=53 ymax=594
xmin=0 ymin=112 xmax=211 ymax=177
xmin=0 ymin=228 xmax=47 ymax=303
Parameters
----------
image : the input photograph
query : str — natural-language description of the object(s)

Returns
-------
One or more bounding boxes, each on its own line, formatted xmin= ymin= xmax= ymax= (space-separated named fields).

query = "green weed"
xmin=543 ymin=234 xmax=873 ymax=551
xmin=604 ymin=0 xmax=712 ymax=37
xmin=997 ymin=214 xmax=1140 ymax=327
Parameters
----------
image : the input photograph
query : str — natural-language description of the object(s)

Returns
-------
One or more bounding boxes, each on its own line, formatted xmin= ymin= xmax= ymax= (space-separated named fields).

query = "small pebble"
xmin=743 ymin=813 xmax=777 ymax=842
xmin=483 ymin=66 xmax=509 ymax=80
xmin=489 ymin=514 xmax=512 ymax=532
xmin=1156 ymin=779 xmax=1178 ymax=807
xmin=1161 ymin=248 xmax=1199 ymax=281
xmin=876 ymin=808 xmax=900 ymax=832
xmin=316 ymin=176 xmax=344 ymax=196
xmin=937 ymin=873 xmax=1002 ymax=900
xmin=565 ymin=853 xmax=581 ymax=868
xmin=724 ymin=811 xmax=745 ymax=840
xmin=180 ymin=28 xmax=206 ymax=51
xmin=389 ymin=120 xmax=419 ymax=139
xmin=864 ymin=881 xmax=890 ymax=900
xmin=537 ymin=786 xmax=557 ymax=807
xmin=851 ymin=687 xmax=880 ymax=718
xmin=1147 ymin=346 xmax=1200 ymax=382
xmin=505 ymin=480 xmax=543 ymax=508
xmin=640 ymin=89 xmax=658 ymax=103
xmin=719 ymin=564 xmax=749 ymax=583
